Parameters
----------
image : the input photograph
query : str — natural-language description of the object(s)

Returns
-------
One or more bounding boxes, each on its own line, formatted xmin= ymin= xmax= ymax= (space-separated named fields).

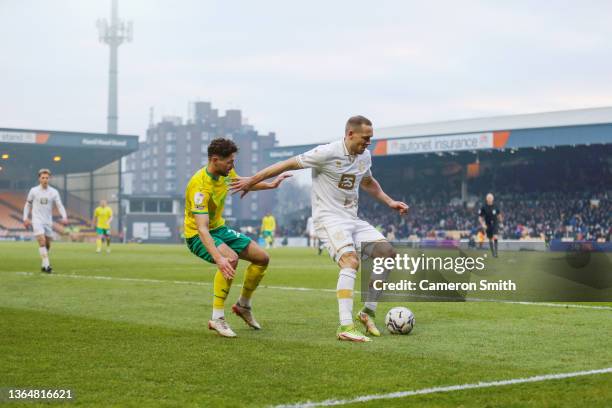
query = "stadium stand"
xmin=266 ymin=110 xmax=612 ymax=244
xmin=0 ymin=127 xmax=138 ymax=240
xmin=359 ymin=192 xmax=611 ymax=242
xmin=0 ymin=191 xmax=95 ymax=238
xmin=0 ymin=201 xmax=23 ymax=230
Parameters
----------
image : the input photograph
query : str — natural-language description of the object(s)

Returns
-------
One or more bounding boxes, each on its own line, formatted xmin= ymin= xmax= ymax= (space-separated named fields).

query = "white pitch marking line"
xmin=11 ymin=271 xmax=334 ymax=292
xmin=9 ymin=272 xmax=612 ymax=310
xmin=271 ymin=367 xmax=612 ymax=408
xmin=13 ymin=271 xmax=212 ymax=287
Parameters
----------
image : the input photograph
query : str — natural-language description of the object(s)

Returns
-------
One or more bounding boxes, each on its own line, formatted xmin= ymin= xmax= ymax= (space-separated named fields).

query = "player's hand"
xmin=271 ymin=173 xmax=292 ymax=188
xmin=23 ymin=219 xmax=31 ymax=228
xmin=230 ymin=176 xmax=256 ymax=198
xmin=215 ymin=256 xmax=235 ymax=279
xmin=61 ymin=218 xmax=69 ymax=225
xmin=389 ymin=201 xmax=409 ymax=215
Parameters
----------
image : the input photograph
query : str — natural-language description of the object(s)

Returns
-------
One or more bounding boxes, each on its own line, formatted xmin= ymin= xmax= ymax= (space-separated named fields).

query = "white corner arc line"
xmin=9 ymin=271 xmax=612 ymax=310
xmin=271 ymin=367 xmax=612 ymax=408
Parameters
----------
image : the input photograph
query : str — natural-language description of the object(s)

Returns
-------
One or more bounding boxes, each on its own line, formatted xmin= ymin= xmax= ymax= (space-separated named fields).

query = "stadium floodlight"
xmin=96 ymin=0 xmax=132 ymax=235
xmin=53 ymin=156 xmax=62 ymax=162
xmin=96 ymin=0 xmax=132 ymax=135
xmin=1 ymin=154 xmax=9 ymax=159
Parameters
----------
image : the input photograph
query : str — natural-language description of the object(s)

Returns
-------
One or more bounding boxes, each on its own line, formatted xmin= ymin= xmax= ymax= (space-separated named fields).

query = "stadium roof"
xmin=0 ymin=127 xmax=138 ymax=176
xmin=375 ymin=106 xmax=612 ymax=139
xmin=265 ymin=107 xmax=612 ymax=162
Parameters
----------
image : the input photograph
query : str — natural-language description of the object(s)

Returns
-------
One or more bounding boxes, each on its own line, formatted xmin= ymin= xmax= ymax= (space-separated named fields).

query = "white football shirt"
xmin=23 ymin=185 xmax=67 ymax=225
xmin=296 ymin=139 xmax=372 ymax=223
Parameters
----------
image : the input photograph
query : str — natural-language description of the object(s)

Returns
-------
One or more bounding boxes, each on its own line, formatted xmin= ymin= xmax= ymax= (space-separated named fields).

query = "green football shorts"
xmin=96 ymin=227 xmax=110 ymax=235
xmin=186 ymin=225 xmax=252 ymax=263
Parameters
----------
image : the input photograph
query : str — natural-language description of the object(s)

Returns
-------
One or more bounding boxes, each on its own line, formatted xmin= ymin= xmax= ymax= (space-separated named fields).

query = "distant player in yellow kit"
xmin=92 ymin=200 xmax=113 ymax=253
xmin=261 ymin=213 xmax=276 ymax=249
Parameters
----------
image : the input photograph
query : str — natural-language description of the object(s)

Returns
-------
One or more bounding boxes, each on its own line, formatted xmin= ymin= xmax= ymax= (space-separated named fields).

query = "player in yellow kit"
xmin=92 ymin=200 xmax=113 ymax=253
xmin=260 ymin=213 xmax=276 ymax=248
xmin=184 ymin=138 xmax=291 ymax=337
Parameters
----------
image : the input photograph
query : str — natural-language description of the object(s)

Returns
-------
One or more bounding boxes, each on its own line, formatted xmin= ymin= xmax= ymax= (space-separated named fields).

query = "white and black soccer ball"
xmin=385 ymin=306 xmax=415 ymax=335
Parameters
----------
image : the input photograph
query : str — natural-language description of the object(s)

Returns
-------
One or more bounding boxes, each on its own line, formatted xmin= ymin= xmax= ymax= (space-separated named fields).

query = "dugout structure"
xmin=0 ymin=127 xmax=138 ymax=237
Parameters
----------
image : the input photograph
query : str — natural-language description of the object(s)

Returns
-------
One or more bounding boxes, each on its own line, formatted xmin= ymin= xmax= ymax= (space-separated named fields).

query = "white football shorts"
xmin=32 ymin=222 xmax=54 ymax=237
xmin=316 ymin=218 xmax=385 ymax=262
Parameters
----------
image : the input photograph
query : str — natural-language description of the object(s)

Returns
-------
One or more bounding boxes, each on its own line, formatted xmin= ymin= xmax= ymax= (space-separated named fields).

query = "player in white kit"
xmin=23 ymin=169 xmax=68 ymax=273
xmin=231 ymin=116 xmax=408 ymax=342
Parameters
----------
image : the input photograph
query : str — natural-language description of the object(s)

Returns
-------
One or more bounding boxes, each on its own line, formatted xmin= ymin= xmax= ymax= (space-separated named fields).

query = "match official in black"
xmin=478 ymin=193 xmax=503 ymax=257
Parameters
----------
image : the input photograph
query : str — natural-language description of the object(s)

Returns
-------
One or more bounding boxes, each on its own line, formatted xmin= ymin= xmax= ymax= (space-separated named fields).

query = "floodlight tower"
xmin=97 ymin=0 xmax=132 ymax=134
xmin=96 ymin=0 xmax=132 ymax=236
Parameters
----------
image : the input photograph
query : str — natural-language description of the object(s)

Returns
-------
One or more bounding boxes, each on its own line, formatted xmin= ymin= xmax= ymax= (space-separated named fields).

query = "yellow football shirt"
xmin=94 ymin=206 xmax=113 ymax=229
xmin=184 ymin=167 xmax=237 ymax=238
xmin=261 ymin=215 xmax=276 ymax=232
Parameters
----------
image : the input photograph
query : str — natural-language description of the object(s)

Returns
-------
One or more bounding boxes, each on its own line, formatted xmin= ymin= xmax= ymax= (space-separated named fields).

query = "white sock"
xmin=337 ymin=268 xmax=356 ymax=326
xmin=212 ymin=308 xmax=225 ymax=320
xmin=238 ymin=296 xmax=251 ymax=307
xmin=39 ymin=247 xmax=49 ymax=268
xmin=364 ymin=302 xmax=377 ymax=312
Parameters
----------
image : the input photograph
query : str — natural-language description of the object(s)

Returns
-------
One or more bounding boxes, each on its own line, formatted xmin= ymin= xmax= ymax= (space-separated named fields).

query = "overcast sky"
xmin=2 ymin=0 xmax=612 ymax=145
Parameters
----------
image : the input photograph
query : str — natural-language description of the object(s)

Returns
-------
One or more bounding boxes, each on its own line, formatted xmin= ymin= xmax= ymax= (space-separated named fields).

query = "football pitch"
xmin=1 ymin=242 xmax=611 ymax=407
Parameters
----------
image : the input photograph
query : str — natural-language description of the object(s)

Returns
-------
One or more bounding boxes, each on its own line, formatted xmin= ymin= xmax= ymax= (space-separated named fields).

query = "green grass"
xmin=0 ymin=242 xmax=611 ymax=407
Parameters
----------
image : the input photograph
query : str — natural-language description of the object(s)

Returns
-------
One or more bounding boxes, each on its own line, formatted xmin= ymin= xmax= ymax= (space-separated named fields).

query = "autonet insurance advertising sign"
xmin=360 ymin=242 xmax=612 ymax=302
xmin=386 ymin=132 xmax=494 ymax=155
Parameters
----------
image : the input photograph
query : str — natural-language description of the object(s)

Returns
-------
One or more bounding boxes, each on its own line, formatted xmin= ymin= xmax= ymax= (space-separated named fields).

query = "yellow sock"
xmin=96 ymin=238 xmax=102 ymax=251
xmin=239 ymin=264 xmax=267 ymax=305
xmin=212 ymin=270 xmax=232 ymax=319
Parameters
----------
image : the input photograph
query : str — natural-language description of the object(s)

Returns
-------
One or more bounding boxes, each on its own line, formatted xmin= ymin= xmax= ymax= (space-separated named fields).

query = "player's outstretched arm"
xmin=360 ymin=176 xmax=409 ymax=215
xmin=230 ymin=157 xmax=301 ymax=197
xmin=194 ymin=213 xmax=235 ymax=279
xmin=247 ymin=173 xmax=293 ymax=192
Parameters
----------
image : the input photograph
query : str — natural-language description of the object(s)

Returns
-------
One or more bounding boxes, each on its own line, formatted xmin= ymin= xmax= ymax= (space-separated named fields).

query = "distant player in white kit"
xmin=23 ymin=169 xmax=68 ymax=273
xmin=232 ymin=116 xmax=408 ymax=342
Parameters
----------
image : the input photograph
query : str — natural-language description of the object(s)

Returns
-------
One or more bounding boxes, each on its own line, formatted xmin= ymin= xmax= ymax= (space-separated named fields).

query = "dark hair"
xmin=208 ymin=138 xmax=238 ymax=159
xmin=345 ymin=115 xmax=373 ymax=134
xmin=38 ymin=168 xmax=51 ymax=177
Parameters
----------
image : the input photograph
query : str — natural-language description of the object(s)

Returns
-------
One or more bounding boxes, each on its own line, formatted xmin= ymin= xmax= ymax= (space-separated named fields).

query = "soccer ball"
xmin=385 ymin=307 xmax=415 ymax=335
